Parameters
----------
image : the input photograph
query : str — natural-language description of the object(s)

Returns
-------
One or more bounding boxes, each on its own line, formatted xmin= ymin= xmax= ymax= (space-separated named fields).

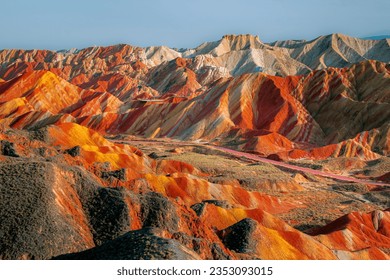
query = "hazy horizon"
xmin=1 ymin=0 xmax=389 ymax=50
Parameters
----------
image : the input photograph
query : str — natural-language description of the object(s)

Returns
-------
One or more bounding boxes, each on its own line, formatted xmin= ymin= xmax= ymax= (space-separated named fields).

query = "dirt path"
xmin=113 ymin=138 xmax=390 ymax=187
xmin=213 ymin=146 xmax=390 ymax=187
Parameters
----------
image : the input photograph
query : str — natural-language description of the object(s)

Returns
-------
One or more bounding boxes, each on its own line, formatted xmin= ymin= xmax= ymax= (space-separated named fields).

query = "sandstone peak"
xmin=220 ymin=33 xmax=263 ymax=50
xmin=222 ymin=33 xmax=261 ymax=42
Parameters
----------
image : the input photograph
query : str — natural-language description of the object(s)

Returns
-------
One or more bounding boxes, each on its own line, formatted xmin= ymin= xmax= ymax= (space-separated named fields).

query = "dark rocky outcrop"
xmin=219 ymin=218 xmax=258 ymax=253
xmin=0 ymin=162 xmax=93 ymax=259
xmin=101 ymin=168 xmax=126 ymax=181
xmin=64 ymin=146 xmax=81 ymax=157
xmin=1 ymin=141 xmax=19 ymax=157
xmin=140 ymin=192 xmax=179 ymax=233
xmin=84 ymin=187 xmax=130 ymax=246
xmin=53 ymin=228 xmax=200 ymax=260
xmin=191 ymin=200 xmax=230 ymax=216
xmin=148 ymin=152 xmax=160 ymax=159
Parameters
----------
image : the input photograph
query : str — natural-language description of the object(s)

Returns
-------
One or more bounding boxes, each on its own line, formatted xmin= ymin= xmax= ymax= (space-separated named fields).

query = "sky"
xmin=1 ymin=0 xmax=389 ymax=50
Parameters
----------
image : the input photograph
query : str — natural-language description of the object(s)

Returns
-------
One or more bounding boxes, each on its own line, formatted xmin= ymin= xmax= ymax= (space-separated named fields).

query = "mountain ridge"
xmin=1 ymin=33 xmax=389 ymax=79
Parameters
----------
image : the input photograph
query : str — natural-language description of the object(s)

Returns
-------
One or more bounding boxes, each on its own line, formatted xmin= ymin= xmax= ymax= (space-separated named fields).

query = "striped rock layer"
xmin=0 ymin=59 xmax=388 ymax=160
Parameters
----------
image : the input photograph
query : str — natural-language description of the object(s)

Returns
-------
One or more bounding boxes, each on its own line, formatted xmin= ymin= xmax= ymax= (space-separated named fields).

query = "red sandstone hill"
xmin=0 ymin=60 xmax=388 ymax=161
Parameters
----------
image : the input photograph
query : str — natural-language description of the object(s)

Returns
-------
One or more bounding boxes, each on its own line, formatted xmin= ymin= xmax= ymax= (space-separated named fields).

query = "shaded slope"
xmin=0 ymin=162 xmax=95 ymax=259
xmin=53 ymin=228 xmax=200 ymax=260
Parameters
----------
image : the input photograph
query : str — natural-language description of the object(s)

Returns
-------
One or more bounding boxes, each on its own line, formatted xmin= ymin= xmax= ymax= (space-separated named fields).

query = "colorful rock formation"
xmin=0 ymin=34 xmax=389 ymax=259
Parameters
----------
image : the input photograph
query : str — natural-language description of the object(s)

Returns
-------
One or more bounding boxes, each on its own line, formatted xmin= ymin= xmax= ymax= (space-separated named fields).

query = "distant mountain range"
xmin=1 ymin=33 xmax=389 ymax=79
xmin=362 ymin=35 xmax=390 ymax=40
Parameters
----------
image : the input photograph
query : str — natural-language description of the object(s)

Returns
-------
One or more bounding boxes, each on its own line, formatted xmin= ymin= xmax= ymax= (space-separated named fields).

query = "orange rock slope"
xmin=311 ymin=210 xmax=390 ymax=260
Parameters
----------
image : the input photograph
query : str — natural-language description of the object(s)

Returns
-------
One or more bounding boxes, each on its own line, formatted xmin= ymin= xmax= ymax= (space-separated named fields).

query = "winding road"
xmin=213 ymin=146 xmax=390 ymax=187
xmin=113 ymin=137 xmax=390 ymax=187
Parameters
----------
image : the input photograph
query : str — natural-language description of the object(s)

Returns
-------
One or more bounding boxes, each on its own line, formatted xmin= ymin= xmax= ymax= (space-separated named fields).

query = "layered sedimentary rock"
xmin=311 ymin=210 xmax=390 ymax=260
xmin=0 ymin=34 xmax=389 ymax=260
xmin=1 ymin=58 xmax=388 ymax=160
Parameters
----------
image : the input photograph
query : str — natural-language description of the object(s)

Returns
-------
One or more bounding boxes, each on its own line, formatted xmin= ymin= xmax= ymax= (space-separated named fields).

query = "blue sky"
xmin=1 ymin=0 xmax=389 ymax=50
